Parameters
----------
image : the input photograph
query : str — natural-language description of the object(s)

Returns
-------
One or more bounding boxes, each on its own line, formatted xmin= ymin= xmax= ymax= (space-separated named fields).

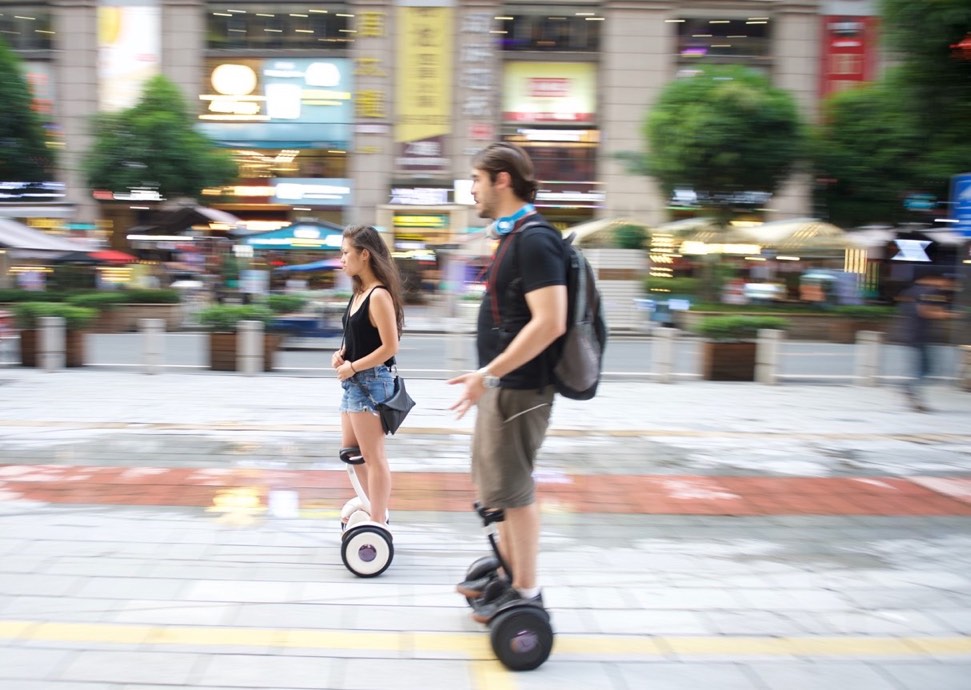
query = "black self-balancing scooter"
xmin=462 ymin=502 xmax=553 ymax=671
xmin=338 ymin=447 xmax=393 ymax=577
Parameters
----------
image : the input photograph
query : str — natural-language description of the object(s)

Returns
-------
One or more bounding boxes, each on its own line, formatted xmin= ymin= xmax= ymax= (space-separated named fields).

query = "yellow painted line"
xmin=2 ymin=620 xmax=970 ymax=661
xmin=553 ymin=635 xmax=666 ymax=656
xmin=470 ymin=659 xmax=519 ymax=690
xmin=906 ymin=637 xmax=971 ymax=655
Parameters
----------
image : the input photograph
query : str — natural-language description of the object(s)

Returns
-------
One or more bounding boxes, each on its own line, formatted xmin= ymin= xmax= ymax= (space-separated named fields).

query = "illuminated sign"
xmin=503 ymin=62 xmax=596 ymax=124
xmin=390 ymin=187 xmax=450 ymax=205
xmin=271 ymin=178 xmax=351 ymax=207
xmin=98 ymin=3 xmax=161 ymax=112
xmin=198 ymin=58 xmax=353 ymax=148
xmin=393 ymin=214 xmax=448 ymax=229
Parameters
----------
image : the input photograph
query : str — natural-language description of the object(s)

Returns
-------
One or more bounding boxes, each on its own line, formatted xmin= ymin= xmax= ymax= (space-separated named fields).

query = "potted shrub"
xmin=693 ymin=315 xmax=788 ymax=381
xmin=197 ymin=304 xmax=280 ymax=371
xmin=13 ymin=302 xmax=97 ymax=367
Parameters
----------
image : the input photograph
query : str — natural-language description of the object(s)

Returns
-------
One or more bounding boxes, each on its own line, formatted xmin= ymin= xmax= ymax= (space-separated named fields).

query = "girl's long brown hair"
xmin=343 ymin=225 xmax=405 ymax=336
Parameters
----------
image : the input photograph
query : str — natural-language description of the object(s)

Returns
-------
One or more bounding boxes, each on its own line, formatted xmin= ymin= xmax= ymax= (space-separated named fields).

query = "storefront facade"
xmin=3 ymin=0 xmax=880 ymax=249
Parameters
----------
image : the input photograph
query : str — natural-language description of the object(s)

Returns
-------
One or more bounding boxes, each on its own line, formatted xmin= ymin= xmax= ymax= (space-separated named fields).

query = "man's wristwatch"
xmin=477 ymin=367 xmax=500 ymax=389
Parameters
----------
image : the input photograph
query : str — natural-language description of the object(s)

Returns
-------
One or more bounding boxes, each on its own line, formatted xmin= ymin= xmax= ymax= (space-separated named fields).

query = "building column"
xmin=51 ymin=0 xmax=99 ymax=224
xmin=768 ymin=0 xmax=820 ymax=221
xmin=600 ymin=0 xmax=673 ymax=226
xmin=161 ymin=0 xmax=205 ymax=108
xmin=350 ymin=0 xmax=396 ymax=225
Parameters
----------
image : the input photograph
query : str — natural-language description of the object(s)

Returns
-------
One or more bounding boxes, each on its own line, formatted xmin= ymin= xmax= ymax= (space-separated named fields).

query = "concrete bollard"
xmin=140 ymin=318 xmax=165 ymax=375
xmin=445 ymin=317 xmax=469 ymax=377
xmin=652 ymin=327 xmax=677 ymax=383
xmin=854 ymin=330 xmax=882 ymax=387
xmin=237 ymin=320 xmax=264 ymax=376
xmin=756 ymin=329 xmax=784 ymax=385
xmin=38 ymin=316 xmax=65 ymax=372
xmin=959 ymin=345 xmax=971 ymax=392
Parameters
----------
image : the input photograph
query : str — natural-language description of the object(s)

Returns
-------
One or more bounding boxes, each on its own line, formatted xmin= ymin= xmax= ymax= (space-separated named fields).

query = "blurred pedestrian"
xmin=449 ymin=142 xmax=567 ymax=622
xmin=898 ymin=273 xmax=959 ymax=412
xmin=332 ymin=225 xmax=405 ymax=525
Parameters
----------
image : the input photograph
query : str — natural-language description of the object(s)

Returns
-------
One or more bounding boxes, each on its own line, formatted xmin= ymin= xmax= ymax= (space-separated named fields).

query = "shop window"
xmin=494 ymin=6 xmax=601 ymax=52
xmin=0 ymin=5 xmax=53 ymax=50
xmin=673 ymin=16 xmax=771 ymax=63
xmin=504 ymin=130 xmax=599 ymax=184
xmin=231 ymin=148 xmax=347 ymax=179
xmin=207 ymin=4 xmax=353 ymax=50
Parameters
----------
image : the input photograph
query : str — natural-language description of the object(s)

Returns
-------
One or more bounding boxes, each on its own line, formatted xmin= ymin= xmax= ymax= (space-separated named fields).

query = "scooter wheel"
xmin=341 ymin=525 xmax=393 ymax=578
xmin=489 ymin=606 xmax=553 ymax=672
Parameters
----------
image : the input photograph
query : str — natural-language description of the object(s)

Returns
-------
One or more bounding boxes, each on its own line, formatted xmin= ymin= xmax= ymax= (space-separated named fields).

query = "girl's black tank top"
xmin=342 ymin=286 xmax=395 ymax=367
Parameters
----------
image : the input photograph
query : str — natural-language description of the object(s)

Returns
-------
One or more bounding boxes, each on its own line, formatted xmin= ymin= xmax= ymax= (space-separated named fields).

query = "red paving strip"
xmin=1 ymin=465 xmax=971 ymax=516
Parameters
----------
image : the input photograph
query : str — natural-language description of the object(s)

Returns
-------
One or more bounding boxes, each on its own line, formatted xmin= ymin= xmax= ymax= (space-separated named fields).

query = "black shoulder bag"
xmin=341 ymin=292 xmax=416 ymax=435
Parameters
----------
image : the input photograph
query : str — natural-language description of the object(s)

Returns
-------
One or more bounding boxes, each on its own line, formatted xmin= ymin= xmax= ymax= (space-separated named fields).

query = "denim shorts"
xmin=339 ymin=364 xmax=394 ymax=414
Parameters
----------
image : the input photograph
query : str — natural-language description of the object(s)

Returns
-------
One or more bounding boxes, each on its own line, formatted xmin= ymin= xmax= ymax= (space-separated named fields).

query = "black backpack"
xmin=519 ymin=221 xmax=608 ymax=400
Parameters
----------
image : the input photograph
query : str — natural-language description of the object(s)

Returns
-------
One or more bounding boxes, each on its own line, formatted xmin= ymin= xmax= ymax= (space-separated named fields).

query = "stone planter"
xmin=208 ymin=332 xmax=282 ymax=372
xmin=19 ymin=329 xmax=86 ymax=368
xmin=701 ymin=340 xmax=757 ymax=381
xmin=89 ymin=304 xmax=183 ymax=333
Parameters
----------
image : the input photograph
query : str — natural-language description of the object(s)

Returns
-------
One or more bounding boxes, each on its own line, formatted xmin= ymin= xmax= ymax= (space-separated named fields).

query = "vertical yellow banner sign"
xmin=395 ymin=7 xmax=453 ymax=173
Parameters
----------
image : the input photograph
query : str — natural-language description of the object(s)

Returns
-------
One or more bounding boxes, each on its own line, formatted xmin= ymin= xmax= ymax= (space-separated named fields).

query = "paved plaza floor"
xmin=0 ymin=369 xmax=969 ymax=689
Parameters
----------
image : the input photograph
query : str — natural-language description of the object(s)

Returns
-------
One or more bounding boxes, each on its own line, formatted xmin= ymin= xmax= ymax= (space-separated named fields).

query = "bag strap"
xmin=488 ymin=217 xmax=553 ymax=326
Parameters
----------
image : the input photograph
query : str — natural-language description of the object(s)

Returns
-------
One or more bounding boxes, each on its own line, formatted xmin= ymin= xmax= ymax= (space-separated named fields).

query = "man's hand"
xmin=447 ymin=371 xmax=485 ymax=420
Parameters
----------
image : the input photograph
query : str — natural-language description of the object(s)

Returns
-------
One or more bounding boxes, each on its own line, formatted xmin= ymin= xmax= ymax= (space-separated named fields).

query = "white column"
xmin=653 ymin=327 xmax=677 ymax=384
xmin=39 ymin=316 xmax=66 ymax=372
xmin=854 ymin=330 xmax=882 ymax=386
xmin=140 ymin=318 xmax=165 ymax=375
xmin=756 ymin=329 xmax=785 ymax=385
xmin=237 ymin=320 xmax=264 ymax=376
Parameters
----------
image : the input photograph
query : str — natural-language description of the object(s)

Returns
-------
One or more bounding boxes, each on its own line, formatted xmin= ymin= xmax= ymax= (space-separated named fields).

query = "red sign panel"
xmin=819 ymin=16 xmax=879 ymax=98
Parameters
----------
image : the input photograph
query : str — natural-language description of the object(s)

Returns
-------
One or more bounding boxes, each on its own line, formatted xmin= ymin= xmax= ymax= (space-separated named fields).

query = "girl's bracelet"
xmin=349 ymin=361 xmax=357 ymax=373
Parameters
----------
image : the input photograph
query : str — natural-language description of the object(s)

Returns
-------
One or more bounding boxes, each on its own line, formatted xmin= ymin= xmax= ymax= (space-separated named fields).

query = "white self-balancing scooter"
xmin=338 ymin=447 xmax=393 ymax=577
xmin=462 ymin=502 xmax=553 ymax=671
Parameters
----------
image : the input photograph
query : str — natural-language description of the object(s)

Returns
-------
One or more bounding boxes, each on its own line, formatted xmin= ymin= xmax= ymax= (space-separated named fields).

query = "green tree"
xmin=813 ymin=73 xmax=923 ymax=227
xmin=645 ymin=65 xmax=807 ymax=224
xmin=880 ymin=0 xmax=971 ymax=193
xmin=85 ymin=75 xmax=237 ymax=197
xmin=0 ymin=38 xmax=55 ymax=181
xmin=814 ymin=1 xmax=971 ymax=225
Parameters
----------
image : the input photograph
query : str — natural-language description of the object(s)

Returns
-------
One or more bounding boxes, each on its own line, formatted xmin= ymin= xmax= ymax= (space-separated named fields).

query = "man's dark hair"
xmin=471 ymin=142 xmax=539 ymax=203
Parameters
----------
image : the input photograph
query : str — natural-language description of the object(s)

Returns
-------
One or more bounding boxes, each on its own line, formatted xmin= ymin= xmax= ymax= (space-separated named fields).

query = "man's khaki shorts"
xmin=471 ymin=386 xmax=554 ymax=509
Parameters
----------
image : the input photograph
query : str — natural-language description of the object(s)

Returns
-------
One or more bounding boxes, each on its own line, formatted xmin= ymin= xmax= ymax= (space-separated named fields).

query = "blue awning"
xmin=242 ymin=221 xmax=344 ymax=250
xmin=274 ymin=258 xmax=343 ymax=272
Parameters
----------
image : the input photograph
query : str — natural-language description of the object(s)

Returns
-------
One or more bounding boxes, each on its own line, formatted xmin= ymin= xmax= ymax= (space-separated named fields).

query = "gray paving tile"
xmin=878 ymin=662 xmax=971 ymax=690
xmin=198 ymin=653 xmax=340 ymax=688
xmin=58 ymin=650 xmax=199 ymax=685
xmin=614 ymin=662 xmax=763 ymax=690
xmin=339 ymin=658 xmax=472 ymax=690
xmin=0 ymin=646 xmax=74 ymax=680
xmin=785 ymin=609 xmax=955 ymax=636
xmin=703 ymin=610 xmax=809 ymax=636
xmin=924 ymin=608 xmax=971 ymax=634
xmin=592 ymin=609 xmax=712 ymax=635
xmin=114 ymin=600 xmax=236 ymax=626
xmin=180 ymin=580 xmax=299 ymax=603
xmin=749 ymin=661 xmax=903 ymax=690
xmin=513 ymin=661 xmax=623 ymax=690
xmin=71 ymin=577 xmax=187 ymax=601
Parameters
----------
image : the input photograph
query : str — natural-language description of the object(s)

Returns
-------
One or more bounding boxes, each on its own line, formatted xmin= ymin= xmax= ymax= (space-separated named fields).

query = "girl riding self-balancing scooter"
xmin=461 ymin=502 xmax=553 ymax=671
xmin=338 ymin=447 xmax=393 ymax=577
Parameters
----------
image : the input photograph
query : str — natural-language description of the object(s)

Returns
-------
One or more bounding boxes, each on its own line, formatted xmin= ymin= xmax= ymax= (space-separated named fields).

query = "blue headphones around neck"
xmin=495 ymin=203 xmax=535 ymax=235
